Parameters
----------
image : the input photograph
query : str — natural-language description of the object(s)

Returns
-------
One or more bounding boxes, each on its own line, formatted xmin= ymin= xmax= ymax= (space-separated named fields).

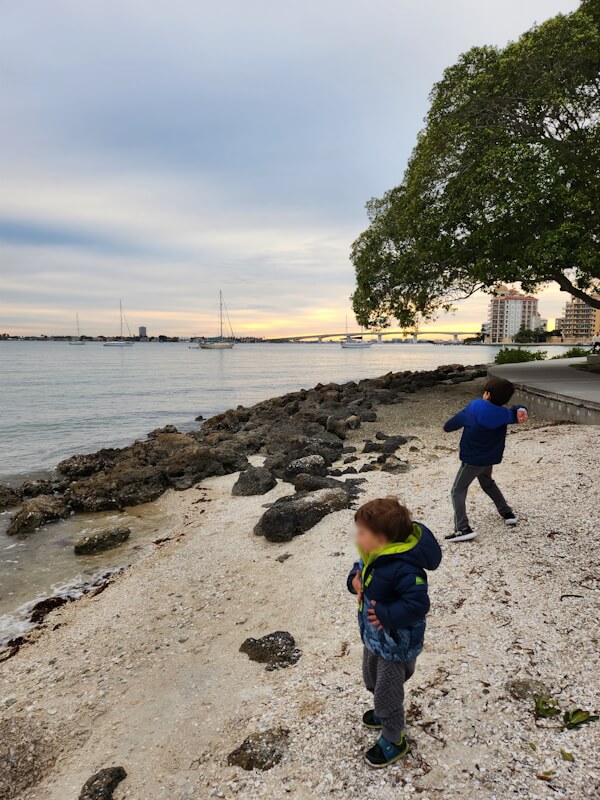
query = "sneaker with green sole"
xmin=364 ymin=734 xmax=410 ymax=768
xmin=362 ymin=709 xmax=382 ymax=729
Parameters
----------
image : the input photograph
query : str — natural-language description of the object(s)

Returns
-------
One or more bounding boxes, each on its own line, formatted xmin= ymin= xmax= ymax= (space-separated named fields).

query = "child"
xmin=347 ymin=497 xmax=442 ymax=768
xmin=443 ymin=376 xmax=527 ymax=542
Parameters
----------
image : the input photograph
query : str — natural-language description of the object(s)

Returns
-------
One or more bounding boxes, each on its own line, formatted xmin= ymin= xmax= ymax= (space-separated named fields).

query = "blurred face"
xmin=355 ymin=521 xmax=387 ymax=554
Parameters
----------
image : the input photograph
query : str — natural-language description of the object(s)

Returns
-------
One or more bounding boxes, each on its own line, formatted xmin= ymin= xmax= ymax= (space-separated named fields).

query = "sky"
xmin=0 ymin=0 xmax=580 ymax=337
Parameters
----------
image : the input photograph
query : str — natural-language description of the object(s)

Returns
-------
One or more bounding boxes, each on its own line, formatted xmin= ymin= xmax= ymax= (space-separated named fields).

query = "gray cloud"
xmin=0 ymin=0 xmax=579 ymax=334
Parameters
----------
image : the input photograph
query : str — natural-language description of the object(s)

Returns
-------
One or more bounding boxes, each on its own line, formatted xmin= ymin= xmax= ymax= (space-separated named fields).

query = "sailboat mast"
xmin=119 ymin=299 xmax=123 ymax=339
xmin=219 ymin=291 xmax=223 ymax=339
xmin=76 ymin=313 xmax=80 ymax=337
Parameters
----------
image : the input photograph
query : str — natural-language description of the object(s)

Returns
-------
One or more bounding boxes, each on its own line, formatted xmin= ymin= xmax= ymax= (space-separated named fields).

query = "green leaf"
xmin=529 ymin=742 xmax=537 ymax=751
xmin=560 ymin=749 xmax=575 ymax=762
xmin=562 ymin=708 xmax=600 ymax=729
xmin=535 ymin=696 xmax=561 ymax=719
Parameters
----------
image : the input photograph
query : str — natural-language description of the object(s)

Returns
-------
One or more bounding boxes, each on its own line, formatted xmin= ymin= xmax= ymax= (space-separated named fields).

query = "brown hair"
xmin=355 ymin=497 xmax=413 ymax=543
xmin=483 ymin=376 xmax=515 ymax=406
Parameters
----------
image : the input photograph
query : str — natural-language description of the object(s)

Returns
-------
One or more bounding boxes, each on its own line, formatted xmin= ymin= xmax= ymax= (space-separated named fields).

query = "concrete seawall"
xmin=488 ymin=358 xmax=600 ymax=425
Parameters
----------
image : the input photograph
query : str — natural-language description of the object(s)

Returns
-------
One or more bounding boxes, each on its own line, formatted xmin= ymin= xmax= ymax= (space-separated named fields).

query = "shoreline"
xmin=2 ymin=369 xmax=600 ymax=800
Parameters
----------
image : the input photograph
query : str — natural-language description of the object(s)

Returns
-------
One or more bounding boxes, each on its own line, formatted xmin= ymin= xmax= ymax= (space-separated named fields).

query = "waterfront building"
xmin=561 ymin=297 xmax=600 ymax=342
xmin=139 ymin=326 xmax=148 ymax=341
xmin=487 ymin=287 xmax=540 ymax=343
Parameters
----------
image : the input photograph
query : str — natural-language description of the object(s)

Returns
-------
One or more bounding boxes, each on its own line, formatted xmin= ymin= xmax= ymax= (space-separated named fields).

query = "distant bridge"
xmin=265 ymin=329 xmax=477 ymax=344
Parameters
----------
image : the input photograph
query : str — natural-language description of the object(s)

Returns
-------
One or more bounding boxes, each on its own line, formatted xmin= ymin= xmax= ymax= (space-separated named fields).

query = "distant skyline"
xmin=0 ymin=1 xmax=579 ymax=336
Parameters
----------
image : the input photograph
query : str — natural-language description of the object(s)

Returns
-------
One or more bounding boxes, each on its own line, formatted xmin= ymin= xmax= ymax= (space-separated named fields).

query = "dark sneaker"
xmin=364 ymin=734 xmax=410 ymax=768
xmin=445 ymin=527 xmax=478 ymax=542
xmin=501 ymin=511 xmax=518 ymax=526
xmin=362 ymin=709 xmax=382 ymax=729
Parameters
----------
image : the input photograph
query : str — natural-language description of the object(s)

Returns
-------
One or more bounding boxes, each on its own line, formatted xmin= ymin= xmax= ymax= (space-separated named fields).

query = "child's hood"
xmin=358 ymin=522 xmax=442 ymax=573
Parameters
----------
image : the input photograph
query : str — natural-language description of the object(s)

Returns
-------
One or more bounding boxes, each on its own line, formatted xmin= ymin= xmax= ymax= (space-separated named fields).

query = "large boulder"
xmin=65 ymin=458 xmax=167 ymax=512
xmin=282 ymin=455 xmax=327 ymax=482
xmin=19 ymin=479 xmax=54 ymax=499
xmin=362 ymin=435 xmax=408 ymax=454
xmin=227 ymin=728 xmax=289 ymax=771
xmin=326 ymin=415 xmax=347 ymax=440
xmin=254 ymin=488 xmax=350 ymax=542
xmin=7 ymin=496 xmax=69 ymax=535
xmin=239 ymin=631 xmax=301 ymax=670
xmin=0 ymin=485 xmax=19 ymax=510
xmin=74 ymin=526 xmax=131 ymax=555
xmin=57 ymin=448 xmax=121 ymax=479
xmin=232 ymin=467 xmax=276 ymax=496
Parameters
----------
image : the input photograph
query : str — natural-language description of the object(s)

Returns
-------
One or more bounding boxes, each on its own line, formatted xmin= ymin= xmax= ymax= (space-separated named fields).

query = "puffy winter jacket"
xmin=444 ymin=398 xmax=524 ymax=466
xmin=347 ymin=522 xmax=442 ymax=662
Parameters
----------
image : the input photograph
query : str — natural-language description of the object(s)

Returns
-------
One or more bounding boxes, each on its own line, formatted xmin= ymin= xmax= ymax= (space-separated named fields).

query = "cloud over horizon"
xmin=0 ymin=0 xmax=580 ymax=336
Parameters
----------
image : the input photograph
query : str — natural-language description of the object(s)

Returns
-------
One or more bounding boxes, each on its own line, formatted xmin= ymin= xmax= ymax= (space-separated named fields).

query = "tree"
xmin=352 ymin=0 xmax=600 ymax=328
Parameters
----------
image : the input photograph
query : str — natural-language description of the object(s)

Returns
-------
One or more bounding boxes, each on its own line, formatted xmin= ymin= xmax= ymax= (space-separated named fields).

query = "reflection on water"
xmin=0 ymin=502 xmax=170 ymax=644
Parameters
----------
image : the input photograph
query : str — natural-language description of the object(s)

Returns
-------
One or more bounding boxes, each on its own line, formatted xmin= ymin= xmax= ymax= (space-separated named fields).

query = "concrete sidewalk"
xmin=489 ymin=357 xmax=600 ymax=423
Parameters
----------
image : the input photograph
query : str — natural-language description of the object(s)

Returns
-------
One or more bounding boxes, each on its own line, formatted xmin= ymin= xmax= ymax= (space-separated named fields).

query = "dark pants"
xmin=362 ymin=648 xmax=416 ymax=743
xmin=451 ymin=463 xmax=512 ymax=531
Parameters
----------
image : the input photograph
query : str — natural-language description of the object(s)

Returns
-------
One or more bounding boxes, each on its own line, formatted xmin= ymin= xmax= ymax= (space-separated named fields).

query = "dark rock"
xmin=341 ymin=466 xmax=358 ymax=474
xmin=326 ymin=415 xmax=347 ymax=440
xmin=29 ymin=596 xmax=69 ymax=624
xmin=359 ymin=411 xmax=377 ymax=422
xmin=0 ymin=485 xmax=19 ymax=510
xmin=346 ymin=415 xmax=360 ymax=430
xmin=227 ymin=728 xmax=289 ymax=771
xmin=359 ymin=463 xmax=377 ymax=473
xmin=409 ymin=445 xmax=419 ymax=452
xmin=328 ymin=469 xmax=342 ymax=476
xmin=195 ymin=414 xmax=205 ymax=421
xmin=232 ymin=467 xmax=277 ymax=496
xmin=381 ymin=456 xmax=410 ymax=474
xmin=79 ymin=766 xmax=127 ymax=800
xmin=275 ymin=553 xmax=292 ymax=563
xmin=65 ymin=459 xmax=168 ymax=511
xmin=343 ymin=455 xmax=358 ymax=464
xmin=282 ymin=454 xmax=327 ymax=482
xmin=74 ymin=526 xmax=131 ymax=555
xmin=19 ymin=479 xmax=54 ymax=498
xmin=57 ymin=449 xmax=121 ymax=479
xmin=362 ymin=435 xmax=408 ymax=454
xmin=239 ymin=631 xmax=301 ymax=669
xmin=342 ymin=445 xmax=357 ymax=454
xmin=7 ymin=496 xmax=70 ymax=535
xmin=375 ymin=431 xmax=388 ymax=441
xmin=147 ymin=424 xmax=179 ymax=438
xmin=254 ymin=488 xmax=350 ymax=542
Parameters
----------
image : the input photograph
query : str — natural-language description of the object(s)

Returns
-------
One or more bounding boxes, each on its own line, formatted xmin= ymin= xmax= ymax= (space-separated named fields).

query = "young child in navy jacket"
xmin=347 ymin=497 xmax=442 ymax=768
xmin=443 ymin=377 xmax=527 ymax=542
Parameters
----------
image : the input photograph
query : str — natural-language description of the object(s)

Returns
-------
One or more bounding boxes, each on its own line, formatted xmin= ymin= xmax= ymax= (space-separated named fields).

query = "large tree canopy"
xmin=352 ymin=0 xmax=600 ymax=328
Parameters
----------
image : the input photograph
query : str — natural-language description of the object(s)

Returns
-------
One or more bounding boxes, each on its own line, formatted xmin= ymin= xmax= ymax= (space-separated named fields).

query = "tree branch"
xmin=551 ymin=272 xmax=600 ymax=308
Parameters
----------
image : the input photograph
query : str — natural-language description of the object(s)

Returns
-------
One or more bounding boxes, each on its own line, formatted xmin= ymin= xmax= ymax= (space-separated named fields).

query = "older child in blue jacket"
xmin=347 ymin=497 xmax=442 ymax=768
xmin=443 ymin=377 xmax=527 ymax=542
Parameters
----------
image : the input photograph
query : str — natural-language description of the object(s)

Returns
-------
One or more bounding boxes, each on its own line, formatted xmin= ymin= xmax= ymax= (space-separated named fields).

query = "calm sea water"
xmin=0 ymin=340 xmax=565 ymax=482
xmin=0 ymin=339 xmax=568 ymax=642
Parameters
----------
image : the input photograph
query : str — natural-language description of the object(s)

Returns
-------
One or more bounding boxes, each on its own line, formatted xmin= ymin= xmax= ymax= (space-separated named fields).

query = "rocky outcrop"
xmin=79 ymin=767 xmax=127 ymax=800
xmin=240 ymin=631 xmax=301 ymax=670
xmin=10 ymin=364 xmax=486 ymax=534
xmin=232 ymin=467 xmax=277 ymax=496
xmin=74 ymin=527 xmax=131 ymax=555
xmin=7 ymin=496 xmax=69 ymax=535
xmin=227 ymin=729 xmax=289 ymax=771
xmin=0 ymin=485 xmax=19 ymax=510
xmin=254 ymin=488 xmax=350 ymax=542
xmin=0 ymin=716 xmax=59 ymax=800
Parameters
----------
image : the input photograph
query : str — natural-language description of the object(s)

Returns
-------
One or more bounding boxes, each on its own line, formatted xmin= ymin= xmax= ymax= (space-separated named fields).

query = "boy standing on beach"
xmin=347 ymin=498 xmax=442 ymax=768
xmin=443 ymin=377 xmax=527 ymax=542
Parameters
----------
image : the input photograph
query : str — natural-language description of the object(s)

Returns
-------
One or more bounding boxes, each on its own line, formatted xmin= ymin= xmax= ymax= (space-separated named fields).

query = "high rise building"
xmin=138 ymin=326 xmax=148 ymax=340
xmin=561 ymin=297 xmax=600 ymax=342
xmin=487 ymin=287 xmax=540 ymax=343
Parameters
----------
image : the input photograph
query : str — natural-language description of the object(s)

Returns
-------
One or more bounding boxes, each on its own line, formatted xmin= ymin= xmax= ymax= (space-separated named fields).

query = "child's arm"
xmin=347 ymin=562 xmax=361 ymax=594
xmin=443 ymin=408 xmax=468 ymax=432
xmin=368 ymin=572 xmax=430 ymax=630
xmin=477 ymin=404 xmax=527 ymax=429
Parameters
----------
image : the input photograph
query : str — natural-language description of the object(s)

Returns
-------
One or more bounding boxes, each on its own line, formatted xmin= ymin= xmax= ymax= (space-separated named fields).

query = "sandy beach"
xmin=2 ymin=378 xmax=599 ymax=800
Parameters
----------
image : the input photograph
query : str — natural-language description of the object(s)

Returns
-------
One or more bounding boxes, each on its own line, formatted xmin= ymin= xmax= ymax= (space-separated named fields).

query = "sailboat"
xmin=340 ymin=316 xmax=373 ymax=349
xmin=104 ymin=300 xmax=134 ymax=347
xmin=68 ymin=313 xmax=85 ymax=345
xmin=199 ymin=291 xmax=235 ymax=349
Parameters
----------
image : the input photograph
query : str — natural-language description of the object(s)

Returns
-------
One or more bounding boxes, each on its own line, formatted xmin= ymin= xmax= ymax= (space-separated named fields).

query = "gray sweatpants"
xmin=451 ymin=463 xmax=513 ymax=532
xmin=362 ymin=648 xmax=416 ymax=743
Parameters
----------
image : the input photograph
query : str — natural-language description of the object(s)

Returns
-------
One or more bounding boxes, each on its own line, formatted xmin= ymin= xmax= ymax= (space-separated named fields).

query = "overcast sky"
xmin=0 ymin=0 xmax=580 ymax=337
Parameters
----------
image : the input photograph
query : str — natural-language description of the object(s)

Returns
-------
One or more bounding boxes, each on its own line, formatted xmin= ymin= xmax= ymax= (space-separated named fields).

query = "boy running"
xmin=443 ymin=377 xmax=527 ymax=542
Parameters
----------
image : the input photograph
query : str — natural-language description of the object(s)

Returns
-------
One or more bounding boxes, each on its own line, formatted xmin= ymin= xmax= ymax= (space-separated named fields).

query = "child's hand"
xmin=367 ymin=600 xmax=383 ymax=631
xmin=351 ymin=568 xmax=362 ymax=603
xmin=517 ymin=408 xmax=528 ymax=424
